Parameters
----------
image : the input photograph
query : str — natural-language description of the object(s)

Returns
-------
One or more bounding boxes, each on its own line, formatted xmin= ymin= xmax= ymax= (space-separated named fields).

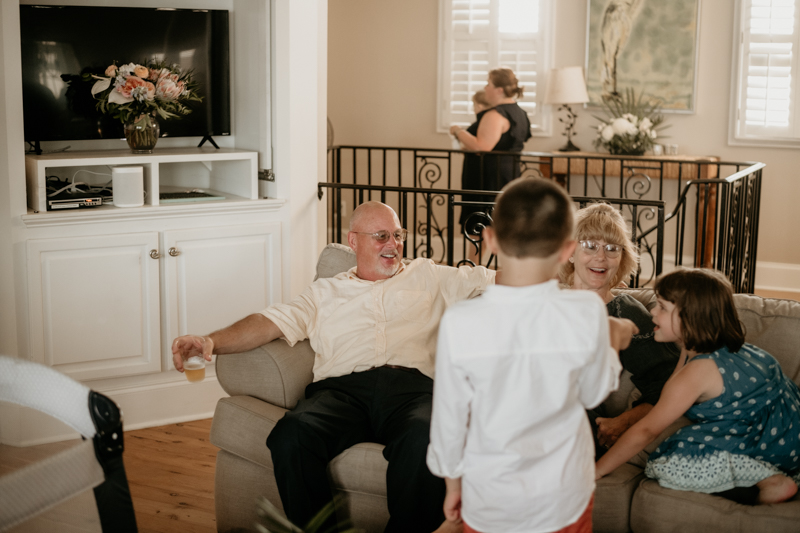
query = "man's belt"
xmin=371 ymin=364 xmax=424 ymax=376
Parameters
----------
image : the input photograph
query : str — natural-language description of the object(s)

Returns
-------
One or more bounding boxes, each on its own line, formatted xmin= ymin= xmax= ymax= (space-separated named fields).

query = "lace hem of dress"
xmin=644 ymin=450 xmax=798 ymax=494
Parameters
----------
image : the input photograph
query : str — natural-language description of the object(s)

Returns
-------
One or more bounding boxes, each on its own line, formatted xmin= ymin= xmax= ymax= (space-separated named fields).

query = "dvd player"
xmin=47 ymin=191 xmax=105 ymax=210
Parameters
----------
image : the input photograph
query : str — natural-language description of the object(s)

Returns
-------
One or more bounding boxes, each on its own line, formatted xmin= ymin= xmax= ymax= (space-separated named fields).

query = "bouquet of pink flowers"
xmin=86 ymin=60 xmax=202 ymax=124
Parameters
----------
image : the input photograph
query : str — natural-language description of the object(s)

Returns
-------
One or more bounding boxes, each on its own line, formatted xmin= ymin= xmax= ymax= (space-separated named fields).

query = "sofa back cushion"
xmin=315 ymin=243 xmax=357 ymax=280
xmin=734 ymin=293 xmax=800 ymax=386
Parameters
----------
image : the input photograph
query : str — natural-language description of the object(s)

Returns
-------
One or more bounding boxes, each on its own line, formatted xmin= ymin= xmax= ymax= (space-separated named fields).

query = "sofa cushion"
xmin=631 ymin=478 xmax=800 ymax=533
xmin=329 ymin=442 xmax=389 ymax=497
xmin=315 ymin=243 xmax=357 ymax=280
xmin=210 ymin=396 xmax=287 ymax=469
xmin=593 ymin=462 xmax=645 ymax=533
xmin=734 ymin=293 xmax=800 ymax=385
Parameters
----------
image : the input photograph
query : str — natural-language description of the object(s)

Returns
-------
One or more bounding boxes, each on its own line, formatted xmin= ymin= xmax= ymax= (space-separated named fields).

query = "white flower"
xmin=612 ymin=118 xmax=637 ymax=136
xmin=601 ymin=125 xmax=615 ymax=141
xmin=623 ymin=113 xmax=638 ymax=126
xmin=650 ymin=130 xmax=658 ymax=139
xmin=639 ymin=117 xmax=652 ymax=131
xmin=117 ymin=63 xmax=138 ymax=76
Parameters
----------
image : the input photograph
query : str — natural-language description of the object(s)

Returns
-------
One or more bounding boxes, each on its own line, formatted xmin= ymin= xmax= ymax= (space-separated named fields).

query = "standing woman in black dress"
xmin=452 ymin=67 xmax=532 ymax=237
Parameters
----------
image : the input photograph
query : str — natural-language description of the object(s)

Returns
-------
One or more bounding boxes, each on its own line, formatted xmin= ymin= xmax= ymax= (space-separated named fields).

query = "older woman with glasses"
xmin=559 ymin=202 xmax=679 ymax=455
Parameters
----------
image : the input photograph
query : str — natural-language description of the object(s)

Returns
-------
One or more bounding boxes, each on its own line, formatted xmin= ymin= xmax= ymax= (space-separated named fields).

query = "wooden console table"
xmin=539 ymin=152 xmax=721 ymax=266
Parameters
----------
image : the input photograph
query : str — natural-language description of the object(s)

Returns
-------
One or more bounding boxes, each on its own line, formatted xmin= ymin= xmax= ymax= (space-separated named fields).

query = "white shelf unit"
xmin=25 ymin=147 xmax=259 ymax=213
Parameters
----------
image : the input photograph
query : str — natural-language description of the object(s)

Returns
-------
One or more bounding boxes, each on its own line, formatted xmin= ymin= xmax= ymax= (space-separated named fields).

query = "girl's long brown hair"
xmin=655 ymin=268 xmax=745 ymax=353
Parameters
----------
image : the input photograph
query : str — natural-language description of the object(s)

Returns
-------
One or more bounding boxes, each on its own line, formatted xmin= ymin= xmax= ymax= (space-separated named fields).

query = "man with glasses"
xmin=172 ymin=201 xmax=495 ymax=532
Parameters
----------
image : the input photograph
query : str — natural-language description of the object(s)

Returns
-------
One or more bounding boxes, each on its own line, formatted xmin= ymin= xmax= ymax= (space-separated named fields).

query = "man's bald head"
xmin=349 ymin=201 xmax=400 ymax=232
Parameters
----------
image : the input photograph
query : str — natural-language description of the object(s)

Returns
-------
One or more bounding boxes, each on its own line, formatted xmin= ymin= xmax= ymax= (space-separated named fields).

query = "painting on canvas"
xmin=585 ymin=0 xmax=700 ymax=112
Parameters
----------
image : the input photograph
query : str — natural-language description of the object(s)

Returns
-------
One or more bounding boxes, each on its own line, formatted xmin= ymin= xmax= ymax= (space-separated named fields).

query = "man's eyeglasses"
xmin=353 ymin=229 xmax=408 ymax=243
xmin=579 ymin=240 xmax=623 ymax=258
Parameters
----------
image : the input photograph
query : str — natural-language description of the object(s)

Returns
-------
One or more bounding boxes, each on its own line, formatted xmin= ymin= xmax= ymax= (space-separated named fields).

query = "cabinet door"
xmin=27 ymin=233 xmax=162 ymax=380
xmin=162 ymin=223 xmax=282 ymax=369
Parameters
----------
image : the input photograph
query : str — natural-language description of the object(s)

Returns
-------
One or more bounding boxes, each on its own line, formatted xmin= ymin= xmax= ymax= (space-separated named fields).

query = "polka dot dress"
xmin=645 ymin=344 xmax=800 ymax=493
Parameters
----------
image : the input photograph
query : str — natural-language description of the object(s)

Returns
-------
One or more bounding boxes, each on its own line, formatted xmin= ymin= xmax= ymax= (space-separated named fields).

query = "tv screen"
xmin=20 ymin=5 xmax=231 ymax=143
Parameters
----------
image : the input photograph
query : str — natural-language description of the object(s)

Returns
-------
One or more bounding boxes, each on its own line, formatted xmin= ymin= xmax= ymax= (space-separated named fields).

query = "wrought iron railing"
xmin=317 ymin=182 xmax=665 ymax=288
xmin=322 ymin=146 xmax=764 ymax=292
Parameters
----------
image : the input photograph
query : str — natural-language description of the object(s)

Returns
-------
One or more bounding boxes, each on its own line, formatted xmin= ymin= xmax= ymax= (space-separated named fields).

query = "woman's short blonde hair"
xmin=559 ymin=202 xmax=640 ymax=287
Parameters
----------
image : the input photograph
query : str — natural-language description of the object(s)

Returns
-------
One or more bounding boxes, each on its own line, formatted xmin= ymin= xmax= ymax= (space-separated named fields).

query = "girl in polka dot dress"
xmin=595 ymin=268 xmax=800 ymax=504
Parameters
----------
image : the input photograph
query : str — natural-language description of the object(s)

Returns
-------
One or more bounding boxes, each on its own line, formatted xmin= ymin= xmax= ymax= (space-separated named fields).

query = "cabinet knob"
xmin=149 ymin=249 xmax=161 ymax=259
xmin=168 ymin=247 xmax=181 ymax=257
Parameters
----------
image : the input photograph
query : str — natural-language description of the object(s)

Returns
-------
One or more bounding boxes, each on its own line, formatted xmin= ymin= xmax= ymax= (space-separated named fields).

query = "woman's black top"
xmin=459 ymin=103 xmax=532 ymax=229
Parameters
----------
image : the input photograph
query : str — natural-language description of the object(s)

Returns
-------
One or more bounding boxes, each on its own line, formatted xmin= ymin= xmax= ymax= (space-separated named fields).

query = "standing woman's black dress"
xmin=459 ymin=103 xmax=532 ymax=232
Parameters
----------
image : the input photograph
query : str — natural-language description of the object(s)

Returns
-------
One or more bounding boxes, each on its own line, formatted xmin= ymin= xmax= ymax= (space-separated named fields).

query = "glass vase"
xmin=124 ymin=114 xmax=160 ymax=154
xmin=608 ymin=145 xmax=646 ymax=156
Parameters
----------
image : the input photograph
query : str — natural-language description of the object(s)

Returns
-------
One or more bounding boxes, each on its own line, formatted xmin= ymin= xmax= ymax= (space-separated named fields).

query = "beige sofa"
xmin=210 ymin=244 xmax=800 ymax=532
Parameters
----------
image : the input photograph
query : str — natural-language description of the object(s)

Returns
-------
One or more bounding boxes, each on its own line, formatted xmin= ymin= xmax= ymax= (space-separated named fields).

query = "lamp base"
xmin=558 ymin=139 xmax=581 ymax=152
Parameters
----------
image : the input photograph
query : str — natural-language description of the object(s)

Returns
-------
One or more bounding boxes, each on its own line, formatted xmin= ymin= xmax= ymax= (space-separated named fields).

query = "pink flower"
xmin=105 ymin=64 xmax=117 ymax=77
xmin=155 ymin=77 xmax=184 ymax=100
xmin=129 ymin=80 xmax=155 ymax=102
xmin=133 ymin=65 xmax=149 ymax=78
xmin=116 ymin=76 xmax=149 ymax=98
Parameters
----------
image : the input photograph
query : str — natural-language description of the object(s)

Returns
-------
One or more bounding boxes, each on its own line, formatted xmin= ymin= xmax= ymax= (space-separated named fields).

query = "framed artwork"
xmin=585 ymin=0 xmax=701 ymax=113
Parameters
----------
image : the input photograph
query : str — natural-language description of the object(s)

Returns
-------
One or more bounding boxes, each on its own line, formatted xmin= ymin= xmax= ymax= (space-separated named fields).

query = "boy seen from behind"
xmin=427 ymin=178 xmax=637 ymax=533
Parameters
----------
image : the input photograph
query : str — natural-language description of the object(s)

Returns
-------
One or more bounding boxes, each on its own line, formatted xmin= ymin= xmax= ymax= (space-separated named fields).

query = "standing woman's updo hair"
xmin=489 ymin=67 xmax=524 ymax=99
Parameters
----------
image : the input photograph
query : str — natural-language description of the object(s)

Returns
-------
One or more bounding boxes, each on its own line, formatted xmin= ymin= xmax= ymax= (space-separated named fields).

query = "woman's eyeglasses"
xmin=353 ymin=229 xmax=408 ymax=243
xmin=579 ymin=240 xmax=622 ymax=258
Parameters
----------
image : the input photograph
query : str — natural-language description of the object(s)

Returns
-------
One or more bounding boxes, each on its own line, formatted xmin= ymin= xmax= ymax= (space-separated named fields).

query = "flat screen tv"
xmin=20 ymin=5 xmax=231 ymax=146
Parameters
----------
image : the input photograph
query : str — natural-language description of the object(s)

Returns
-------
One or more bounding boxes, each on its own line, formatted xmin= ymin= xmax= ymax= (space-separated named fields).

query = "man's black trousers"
xmin=267 ymin=366 xmax=446 ymax=532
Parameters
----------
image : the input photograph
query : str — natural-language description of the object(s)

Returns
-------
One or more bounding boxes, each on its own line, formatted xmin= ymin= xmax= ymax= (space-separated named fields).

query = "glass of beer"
xmin=184 ymin=356 xmax=206 ymax=383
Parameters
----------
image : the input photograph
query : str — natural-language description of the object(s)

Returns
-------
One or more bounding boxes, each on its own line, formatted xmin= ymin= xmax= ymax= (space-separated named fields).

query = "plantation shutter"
xmin=439 ymin=0 xmax=551 ymax=135
xmin=732 ymin=0 xmax=800 ymax=144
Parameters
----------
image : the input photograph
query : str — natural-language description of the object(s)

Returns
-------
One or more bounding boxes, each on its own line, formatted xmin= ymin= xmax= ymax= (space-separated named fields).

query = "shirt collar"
xmin=483 ymin=278 xmax=561 ymax=297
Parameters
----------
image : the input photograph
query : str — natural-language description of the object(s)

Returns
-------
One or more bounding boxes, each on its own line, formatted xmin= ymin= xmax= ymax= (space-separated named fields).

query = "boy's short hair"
xmin=492 ymin=177 xmax=574 ymax=258
xmin=655 ymin=268 xmax=745 ymax=353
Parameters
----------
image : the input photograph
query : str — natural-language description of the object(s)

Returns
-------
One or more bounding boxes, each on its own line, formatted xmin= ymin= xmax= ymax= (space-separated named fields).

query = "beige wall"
xmin=328 ymin=0 xmax=800 ymax=286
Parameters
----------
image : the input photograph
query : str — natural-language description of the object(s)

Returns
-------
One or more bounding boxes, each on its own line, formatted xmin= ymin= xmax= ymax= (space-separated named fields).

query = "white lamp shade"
xmin=544 ymin=67 xmax=590 ymax=105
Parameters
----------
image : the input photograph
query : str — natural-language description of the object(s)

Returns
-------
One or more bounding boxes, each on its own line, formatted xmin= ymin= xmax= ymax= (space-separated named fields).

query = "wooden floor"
xmin=0 ymin=418 xmax=219 ymax=533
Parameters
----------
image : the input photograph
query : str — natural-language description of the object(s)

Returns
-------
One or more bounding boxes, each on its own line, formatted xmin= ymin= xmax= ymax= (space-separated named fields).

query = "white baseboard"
xmin=1 ymin=377 xmax=228 ymax=447
xmin=754 ymin=261 xmax=800 ymax=293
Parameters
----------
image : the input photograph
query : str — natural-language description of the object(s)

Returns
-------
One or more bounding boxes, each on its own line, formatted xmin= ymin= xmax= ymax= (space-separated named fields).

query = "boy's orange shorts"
xmin=462 ymin=494 xmax=594 ymax=533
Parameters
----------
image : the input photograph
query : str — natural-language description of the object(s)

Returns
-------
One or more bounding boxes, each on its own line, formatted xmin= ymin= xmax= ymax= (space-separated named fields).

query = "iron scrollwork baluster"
xmin=415 ymin=156 xmax=447 ymax=262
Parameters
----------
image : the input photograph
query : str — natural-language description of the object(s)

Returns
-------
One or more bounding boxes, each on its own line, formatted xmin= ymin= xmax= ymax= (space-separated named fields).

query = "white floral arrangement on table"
xmin=593 ymin=88 xmax=668 ymax=156
xmin=84 ymin=60 xmax=202 ymax=124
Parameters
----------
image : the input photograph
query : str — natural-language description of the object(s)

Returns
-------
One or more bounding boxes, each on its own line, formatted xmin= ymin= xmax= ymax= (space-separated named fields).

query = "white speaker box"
xmin=112 ymin=166 xmax=144 ymax=208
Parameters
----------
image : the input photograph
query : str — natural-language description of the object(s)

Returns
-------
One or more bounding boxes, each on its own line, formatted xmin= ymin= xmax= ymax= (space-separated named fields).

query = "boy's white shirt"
xmin=426 ymin=280 xmax=621 ymax=533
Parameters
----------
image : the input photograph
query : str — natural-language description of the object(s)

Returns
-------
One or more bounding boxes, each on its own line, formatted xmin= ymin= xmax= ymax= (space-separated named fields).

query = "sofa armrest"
xmin=215 ymin=339 xmax=315 ymax=409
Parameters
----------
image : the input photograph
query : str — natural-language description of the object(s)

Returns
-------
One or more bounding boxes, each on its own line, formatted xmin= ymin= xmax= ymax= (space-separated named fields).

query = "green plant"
xmin=255 ymin=496 xmax=361 ymax=533
xmin=592 ymin=88 xmax=669 ymax=155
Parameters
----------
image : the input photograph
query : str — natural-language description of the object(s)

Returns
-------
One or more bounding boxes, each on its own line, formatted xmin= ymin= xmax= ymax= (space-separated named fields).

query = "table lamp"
xmin=544 ymin=67 xmax=590 ymax=152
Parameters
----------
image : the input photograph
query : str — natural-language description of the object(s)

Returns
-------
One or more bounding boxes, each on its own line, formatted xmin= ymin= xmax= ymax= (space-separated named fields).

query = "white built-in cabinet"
xmin=27 ymin=232 xmax=162 ymax=381
xmin=23 ymin=149 xmax=283 ymax=385
xmin=26 ymin=222 xmax=281 ymax=382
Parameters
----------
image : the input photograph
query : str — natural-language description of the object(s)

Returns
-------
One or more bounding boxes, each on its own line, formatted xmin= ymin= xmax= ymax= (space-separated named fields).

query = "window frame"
xmin=436 ymin=0 xmax=554 ymax=137
xmin=729 ymin=0 xmax=800 ymax=148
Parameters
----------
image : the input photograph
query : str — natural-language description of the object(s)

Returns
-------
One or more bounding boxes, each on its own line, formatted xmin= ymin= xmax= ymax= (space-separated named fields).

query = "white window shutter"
xmin=439 ymin=0 xmax=551 ymax=135
xmin=732 ymin=0 xmax=800 ymax=145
